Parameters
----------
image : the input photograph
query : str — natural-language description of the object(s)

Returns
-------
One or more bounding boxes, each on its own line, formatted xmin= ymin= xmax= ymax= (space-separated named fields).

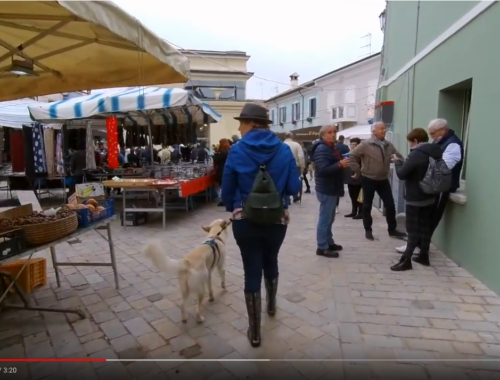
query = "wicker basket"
xmin=23 ymin=213 xmax=78 ymax=246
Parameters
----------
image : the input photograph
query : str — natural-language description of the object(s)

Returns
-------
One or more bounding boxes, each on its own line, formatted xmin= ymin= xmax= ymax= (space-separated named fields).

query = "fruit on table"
xmin=0 ymin=206 xmax=76 ymax=227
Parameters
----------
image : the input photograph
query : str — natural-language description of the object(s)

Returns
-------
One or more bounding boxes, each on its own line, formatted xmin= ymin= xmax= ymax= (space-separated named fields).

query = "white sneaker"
xmin=396 ymin=244 xmax=420 ymax=254
xmin=336 ymin=207 xmax=339 ymax=214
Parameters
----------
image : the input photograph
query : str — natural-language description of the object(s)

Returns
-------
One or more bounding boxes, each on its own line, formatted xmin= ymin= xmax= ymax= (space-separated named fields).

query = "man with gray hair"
xmin=350 ymin=122 xmax=406 ymax=241
xmin=396 ymin=118 xmax=463 ymax=255
xmin=283 ymin=132 xmax=305 ymax=202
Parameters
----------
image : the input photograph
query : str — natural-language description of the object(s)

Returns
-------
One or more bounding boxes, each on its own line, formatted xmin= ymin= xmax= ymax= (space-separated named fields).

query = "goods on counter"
xmin=150 ymin=179 xmax=179 ymax=186
xmin=66 ymin=198 xmax=105 ymax=213
xmin=0 ymin=206 xmax=75 ymax=227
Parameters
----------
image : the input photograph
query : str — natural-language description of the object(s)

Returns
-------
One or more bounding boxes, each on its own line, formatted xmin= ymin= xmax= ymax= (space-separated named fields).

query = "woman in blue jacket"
xmin=221 ymin=103 xmax=301 ymax=347
xmin=311 ymin=125 xmax=350 ymax=258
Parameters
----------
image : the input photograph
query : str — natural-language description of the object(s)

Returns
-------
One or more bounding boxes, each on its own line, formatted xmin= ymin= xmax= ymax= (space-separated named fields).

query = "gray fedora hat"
xmin=234 ymin=103 xmax=272 ymax=124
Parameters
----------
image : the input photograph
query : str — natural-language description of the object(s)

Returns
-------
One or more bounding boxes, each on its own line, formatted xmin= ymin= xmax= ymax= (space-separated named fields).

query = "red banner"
xmin=106 ymin=117 xmax=119 ymax=169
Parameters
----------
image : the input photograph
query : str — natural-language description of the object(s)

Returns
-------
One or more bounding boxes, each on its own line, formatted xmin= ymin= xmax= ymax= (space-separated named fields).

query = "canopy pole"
xmin=147 ymin=117 xmax=154 ymax=165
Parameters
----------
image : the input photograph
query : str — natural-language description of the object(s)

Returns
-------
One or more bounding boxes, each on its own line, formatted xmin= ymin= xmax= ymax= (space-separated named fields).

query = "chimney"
xmin=290 ymin=73 xmax=299 ymax=88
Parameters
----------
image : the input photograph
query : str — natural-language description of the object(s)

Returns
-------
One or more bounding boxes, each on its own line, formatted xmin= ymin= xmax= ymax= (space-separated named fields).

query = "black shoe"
xmin=316 ymin=248 xmax=339 ymax=258
xmin=293 ymin=198 xmax=300 ymax=203
xmin=344 ymin=212 xmax=356 ymax=218
xmin=412 ymin=254 xmax=430 ymax=267
xmin=365 ymin=230 xmax=374 ymax=240
xmin=217 ymin=202 xmax=224 ymax=207
xmin=391 ymin=256 xmax=413 ymax=271
xmin=328 ymin=244 xmax=343 ymax=251
xmin=264 ymin=277 xmax=278 ymax=316
xmin=389 ymin=229 xmax=407 ymax=239
xmin=244 ymin=292 xmax=261 ymax=347
xmin=305 ymin=189 xmax=311 ymax=194
xmin=352 ymin=213 xmax=363 ymax=220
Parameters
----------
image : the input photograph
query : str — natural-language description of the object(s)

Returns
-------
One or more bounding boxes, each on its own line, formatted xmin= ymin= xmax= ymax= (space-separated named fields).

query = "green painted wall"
xmin=382 ymin=2 xmax=500 ymax=293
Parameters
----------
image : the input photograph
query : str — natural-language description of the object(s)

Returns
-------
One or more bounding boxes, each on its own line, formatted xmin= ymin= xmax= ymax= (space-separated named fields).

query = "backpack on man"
xmin=419 ymin=156 xmax=452 ymax=194
xmin=243 ymin=164 xmax=284 ymax=225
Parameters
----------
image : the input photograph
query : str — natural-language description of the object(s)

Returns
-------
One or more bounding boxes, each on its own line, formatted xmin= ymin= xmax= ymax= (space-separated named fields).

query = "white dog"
xmin=145 ymin=219 xmax=230 ymax=323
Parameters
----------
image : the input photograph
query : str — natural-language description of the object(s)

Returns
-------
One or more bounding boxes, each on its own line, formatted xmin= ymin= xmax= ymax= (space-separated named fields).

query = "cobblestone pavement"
xmin=2 ymin=189 xmax=500 ymax=379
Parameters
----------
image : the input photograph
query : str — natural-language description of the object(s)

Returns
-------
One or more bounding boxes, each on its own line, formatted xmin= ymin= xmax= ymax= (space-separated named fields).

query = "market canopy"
xmin=0 ymin=98 xmax=61 ymax=129
xmin=28 ymin=87 xmax=222 ymax=126
xmin=0 ymin=1 xmax=190 ymax=101
xmin=341 ymin=124 xmax=373 ymax=140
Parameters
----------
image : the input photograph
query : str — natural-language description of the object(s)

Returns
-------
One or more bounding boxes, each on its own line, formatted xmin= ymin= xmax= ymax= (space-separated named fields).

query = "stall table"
xmin=0 ymin=216 xmax=118 ymax=320
xmin=103 ymin=175 xmax=215 ymax=229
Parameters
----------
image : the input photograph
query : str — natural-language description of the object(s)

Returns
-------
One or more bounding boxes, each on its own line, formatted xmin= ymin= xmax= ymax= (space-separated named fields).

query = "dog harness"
xmin=203 ymin=238 xmax=221 ymax=270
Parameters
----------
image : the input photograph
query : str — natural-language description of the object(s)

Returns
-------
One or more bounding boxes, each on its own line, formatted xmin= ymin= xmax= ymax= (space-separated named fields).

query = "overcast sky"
xmin=114 ymin=0 xmax=385 ymax=99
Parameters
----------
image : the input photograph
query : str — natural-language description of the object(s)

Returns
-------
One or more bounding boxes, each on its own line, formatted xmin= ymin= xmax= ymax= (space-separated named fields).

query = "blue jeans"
xmin=316 ymin=192 xmax=338 ymax=249
xmin=233 ymin=219 xmax=287 ymax=293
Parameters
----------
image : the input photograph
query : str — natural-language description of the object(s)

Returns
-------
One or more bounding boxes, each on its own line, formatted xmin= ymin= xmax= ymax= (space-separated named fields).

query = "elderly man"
xmin=349 ymin=122 xmax=406 ymax=241
xmin=283 ymin=132 xmax=305 ymax=202
xmin=396 ymin=118 xmax=464 ymax=255
xmin=311 ymin=125 xmax=349 ymax=257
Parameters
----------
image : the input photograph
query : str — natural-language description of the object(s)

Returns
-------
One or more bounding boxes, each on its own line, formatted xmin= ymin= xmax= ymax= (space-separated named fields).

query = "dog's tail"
xmin=144 ymin=242 xmax=188 ymax=273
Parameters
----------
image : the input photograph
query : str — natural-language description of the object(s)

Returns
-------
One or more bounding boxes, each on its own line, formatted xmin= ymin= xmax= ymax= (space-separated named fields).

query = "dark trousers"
xmin=233 ymin=219 xmax=287 ymax=293
xmin=404 ymin=204 xmax=434 ymax=257
xmin=361 ymin=177 xmax=397 ymax=232
xmin=417 ymin=192 xmax=450 ymax=248
xmin=347 ymin=184 xmax=362 ymax=212
xmin=302 ymin=170 xmax=310 ymax=190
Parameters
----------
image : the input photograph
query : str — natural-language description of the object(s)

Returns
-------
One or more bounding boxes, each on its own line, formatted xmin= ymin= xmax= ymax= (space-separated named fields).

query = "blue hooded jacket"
xmin=221 ymin=129 xmax=301 ymax=212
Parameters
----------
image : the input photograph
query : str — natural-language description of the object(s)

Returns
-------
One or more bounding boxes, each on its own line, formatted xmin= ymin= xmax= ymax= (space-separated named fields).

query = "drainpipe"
xmin=297 ymin=89 xmax=305 ymax=129
xmin=409 ymin=0 xmax=420 ymax=132
xmin=273 ymin=100 xmax=280 ymax=131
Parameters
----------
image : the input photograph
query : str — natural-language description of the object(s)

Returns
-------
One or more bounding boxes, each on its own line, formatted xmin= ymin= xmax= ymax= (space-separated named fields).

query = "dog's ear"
xmin=202 ymin=225 xmax=210 ymax=233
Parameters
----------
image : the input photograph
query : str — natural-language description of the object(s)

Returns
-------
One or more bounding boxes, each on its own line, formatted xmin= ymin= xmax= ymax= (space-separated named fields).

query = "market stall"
xmin=103 ymin=163 xmax=215 ymax=229
xmin=28 ymin=87 xmax=222 ymax=227
xmin=0 ymin=199 xmax=118 ymax=320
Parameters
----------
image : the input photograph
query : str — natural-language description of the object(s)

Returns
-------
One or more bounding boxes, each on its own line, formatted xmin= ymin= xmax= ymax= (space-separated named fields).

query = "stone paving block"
xmin=7 ymin=196 xmax=500 ymax=378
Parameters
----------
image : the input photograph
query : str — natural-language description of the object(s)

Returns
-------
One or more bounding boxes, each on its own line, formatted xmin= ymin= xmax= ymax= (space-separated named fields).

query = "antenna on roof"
xmin=360 ymin=33 xmax=372 ymax=57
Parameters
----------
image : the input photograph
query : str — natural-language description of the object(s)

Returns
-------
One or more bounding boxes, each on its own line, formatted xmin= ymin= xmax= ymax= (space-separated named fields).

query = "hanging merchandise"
xmin=85 ymin=121 xmax=96 ymax=170
xmin=118 ymin=123 xmax=125 ymax=150
xmin=10 ymin=130 xmax=25 ymax=173
xmin=44 ymin=128 xmax=55 ymax=175
xmin=106 ymin=117 xmax=119 ymax=169
xmin=56 ymin=132 xmax=64 ymax=175
xmin=32 ymin=123 xmax=48 ymax=174
xmin=22 ymin=125 xmax=36 ymax=177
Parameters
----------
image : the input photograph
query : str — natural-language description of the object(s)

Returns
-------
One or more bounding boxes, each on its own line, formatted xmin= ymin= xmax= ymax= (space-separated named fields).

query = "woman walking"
xmin=213 ymin=138 xmax=230 ymax=206
xmin=344 ymin=137 xmax=363 ymax=219
xmin=310 ymin=125 xmax=349 ymax=258
xmin=221 ymin=103 xmax=300 ymax=347
xmin=390 ymin=128 xmax=442 ymax=271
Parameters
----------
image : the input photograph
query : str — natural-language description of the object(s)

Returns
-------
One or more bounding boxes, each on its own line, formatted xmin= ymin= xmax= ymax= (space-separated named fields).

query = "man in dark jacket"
xmin=391 ymin=128 xmax=443 ymax=271
xmin=313 ymin=125 xmax=350 ymax=258
xmin=336 ymin=135 xmax=350 ymax=155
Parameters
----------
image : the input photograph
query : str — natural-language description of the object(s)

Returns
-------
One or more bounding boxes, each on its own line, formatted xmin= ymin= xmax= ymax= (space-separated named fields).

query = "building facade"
xmin=265 ymin=54 xmax=380 ymax=144
xmin=316 ymin=53 xmax=380 ymax=129
xmin=169 ymin=49 xmax=252 ymax=145
xmin=378 ymin=2 xmax=499 ymax=292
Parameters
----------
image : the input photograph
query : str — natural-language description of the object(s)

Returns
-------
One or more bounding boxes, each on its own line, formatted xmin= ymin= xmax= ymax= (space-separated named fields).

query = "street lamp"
xmin=379 ymin=9 xmax=386 ymax=31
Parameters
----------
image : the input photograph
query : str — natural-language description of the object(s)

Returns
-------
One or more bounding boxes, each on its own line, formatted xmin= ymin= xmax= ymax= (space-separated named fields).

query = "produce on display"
xmin=0 ymin=207 xmax=75 ymax=227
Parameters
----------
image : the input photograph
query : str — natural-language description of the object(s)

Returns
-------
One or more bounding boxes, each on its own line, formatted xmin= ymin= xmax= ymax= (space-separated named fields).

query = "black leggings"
xmin=233 ymin=219 xmax=287 ymax=293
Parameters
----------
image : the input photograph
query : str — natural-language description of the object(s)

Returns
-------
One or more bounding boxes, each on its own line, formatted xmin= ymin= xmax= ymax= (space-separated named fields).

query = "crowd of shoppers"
xmin=216 ymin=103 xmax=463 ymax=348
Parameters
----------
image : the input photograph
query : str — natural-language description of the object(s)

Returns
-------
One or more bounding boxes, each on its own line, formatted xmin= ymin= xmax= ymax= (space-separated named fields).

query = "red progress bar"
xmin=0 ymin=359 xmax=106 ymax=362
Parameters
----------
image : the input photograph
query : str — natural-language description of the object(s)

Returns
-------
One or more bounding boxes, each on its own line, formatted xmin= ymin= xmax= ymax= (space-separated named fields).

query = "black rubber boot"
xmin=244 ymin=292 xmax=261 ymax=347
xmin=264 ymin=277 xmax=278 ymax=316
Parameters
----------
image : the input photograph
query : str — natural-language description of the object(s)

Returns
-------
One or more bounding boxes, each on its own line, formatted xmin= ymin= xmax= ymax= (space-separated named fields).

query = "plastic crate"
xmin=0 ymin=258 xmax=47 ymax=295
xmin=0 ymin=228 xmax=25 ymax=260
xmin=76 ymin=198 xmax=116 ymax=228
xmin=120 ymin=212 xmax=148 ymax=227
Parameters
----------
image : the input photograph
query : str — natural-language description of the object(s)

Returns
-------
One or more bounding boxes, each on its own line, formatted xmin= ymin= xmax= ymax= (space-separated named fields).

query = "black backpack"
xmin=242 ymin=163 xmax=284 ymax=225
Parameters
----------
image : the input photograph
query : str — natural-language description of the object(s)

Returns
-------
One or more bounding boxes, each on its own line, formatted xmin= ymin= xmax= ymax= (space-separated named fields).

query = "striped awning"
xmin=27 ymin=87 xmax=222 ymax=126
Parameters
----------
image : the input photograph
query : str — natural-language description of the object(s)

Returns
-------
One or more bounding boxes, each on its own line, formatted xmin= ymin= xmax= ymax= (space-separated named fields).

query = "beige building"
xmin=164 ymin=49 xmax=252 ymax=145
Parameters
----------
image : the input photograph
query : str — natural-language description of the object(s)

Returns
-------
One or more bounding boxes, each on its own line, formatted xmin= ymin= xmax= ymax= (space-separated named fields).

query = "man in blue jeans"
xmin=311 ymin=125 xmax=350 ymax=258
